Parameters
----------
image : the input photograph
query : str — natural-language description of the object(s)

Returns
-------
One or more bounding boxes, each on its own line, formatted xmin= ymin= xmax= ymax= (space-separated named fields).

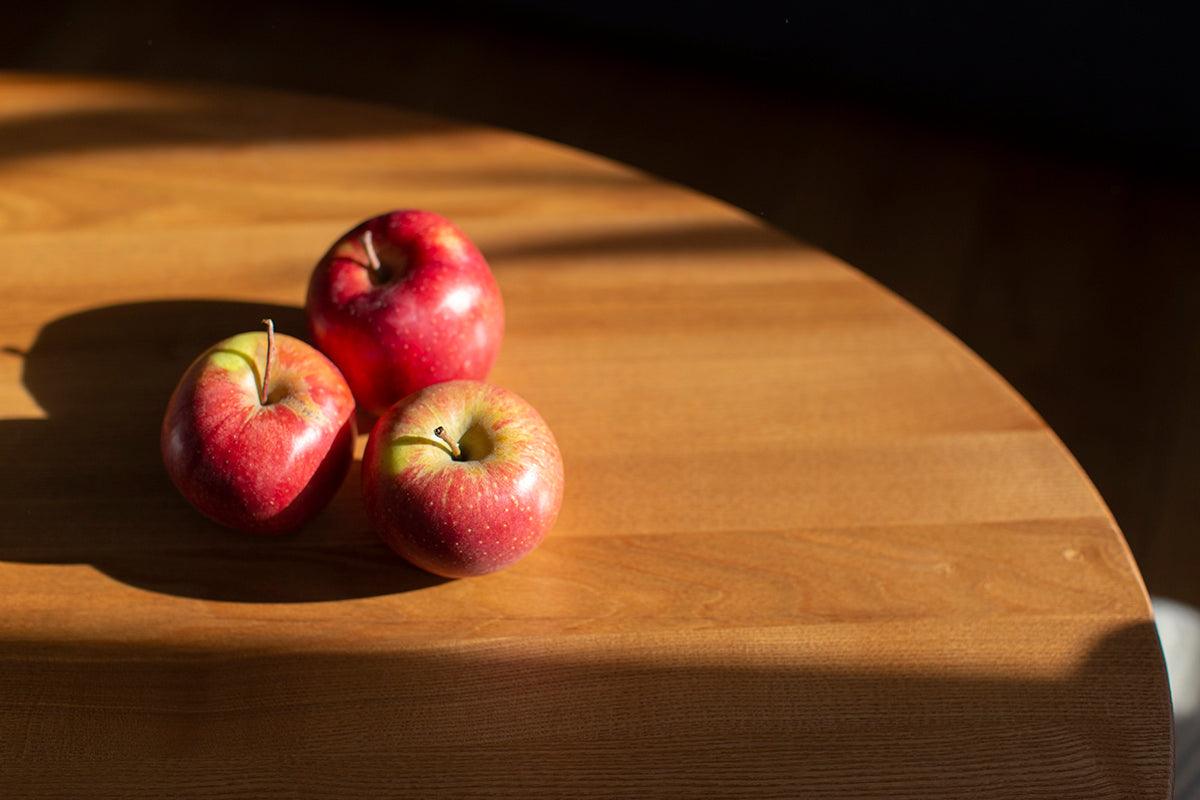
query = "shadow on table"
xmin=0 ymin=89 xmax=643 ymax=190
xmin=0 ymin=621 xmax=1172 ymax=798
xmin=0 ymin=299 xmax=446 ymax=602
xmin=482 ymin=220 xmax=799 ymax=262
xmin=0 ymin=88 xmax=448 ymax=166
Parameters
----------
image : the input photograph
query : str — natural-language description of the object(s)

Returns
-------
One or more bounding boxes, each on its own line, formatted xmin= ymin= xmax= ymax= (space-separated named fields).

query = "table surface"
xmin=0 ymin=75 xmax=1172 ymax=798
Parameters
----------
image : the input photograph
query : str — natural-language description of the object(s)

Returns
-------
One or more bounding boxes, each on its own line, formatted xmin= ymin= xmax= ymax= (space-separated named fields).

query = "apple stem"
xmin=362 ymin=230 xmax=382 ymax=274
xmin=260 ymin=318 xmax=275 ymax=405
xmin=433 ymin=426 xmax=461 ymax=459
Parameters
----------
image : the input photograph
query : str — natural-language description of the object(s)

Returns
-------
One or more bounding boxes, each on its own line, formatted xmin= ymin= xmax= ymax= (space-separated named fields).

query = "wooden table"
xmin=0 ymin=75 xmax=1173 ymax=798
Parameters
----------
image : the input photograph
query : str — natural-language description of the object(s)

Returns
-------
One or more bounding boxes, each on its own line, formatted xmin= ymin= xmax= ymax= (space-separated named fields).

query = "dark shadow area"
xmin=0 ymin=101 xmax=451 ymax=166
xmin=0 ymin=300 xmax=446 ymax=602
xmin=1180 ymin=702 xmax=1200 ymax=797
xmin=484 ymin=221 xmax=797 ymax=262
xmin=7 ymin=2 xmax=1200 ymax=172
xmin=0 ymin=621 xmax=1173 ymax=798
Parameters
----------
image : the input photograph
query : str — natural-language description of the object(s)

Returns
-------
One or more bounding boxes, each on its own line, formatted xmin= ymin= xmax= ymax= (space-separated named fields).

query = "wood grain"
xmin=0 ymin=75 xmax=1172 ymax=798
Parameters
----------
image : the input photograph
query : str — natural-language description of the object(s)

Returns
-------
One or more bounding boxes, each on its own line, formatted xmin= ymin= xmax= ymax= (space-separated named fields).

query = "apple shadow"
xmin=0 ymin=300 xmax=448 ymax=602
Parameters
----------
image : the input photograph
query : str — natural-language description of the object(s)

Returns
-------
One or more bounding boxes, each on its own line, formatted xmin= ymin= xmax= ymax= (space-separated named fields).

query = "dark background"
xmin=3 ymin=0 xmax=1198 ymax=604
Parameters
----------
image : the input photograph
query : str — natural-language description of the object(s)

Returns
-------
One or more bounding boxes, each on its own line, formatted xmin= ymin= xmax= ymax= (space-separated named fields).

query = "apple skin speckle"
xmin=305 ymin=210 xmax=504 ymax=416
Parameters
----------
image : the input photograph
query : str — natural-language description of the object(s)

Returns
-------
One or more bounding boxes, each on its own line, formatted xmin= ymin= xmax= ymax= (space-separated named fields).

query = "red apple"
xmin=362 ymin=380 xmax=563 ymax=577
xmin=306 ymin=210 xmax=504 ymax=416
xmin=161 ymin=320 xmax=356 ymax=534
